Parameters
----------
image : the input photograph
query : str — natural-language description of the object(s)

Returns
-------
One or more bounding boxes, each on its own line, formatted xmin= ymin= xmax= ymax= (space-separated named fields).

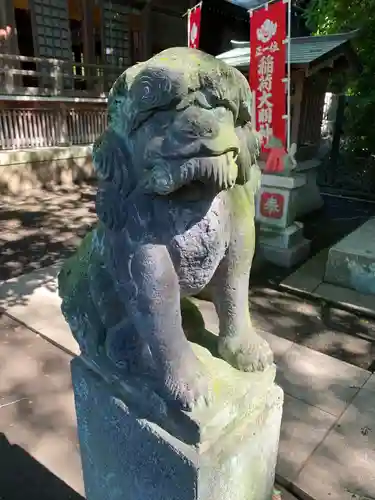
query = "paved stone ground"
xmin=0 ymin=312 xmax=84 ymax=500
xmin=250 ymin=286 xmax=375 ymax=372
xmin=0 ymin=185 xmax=96 ymax=282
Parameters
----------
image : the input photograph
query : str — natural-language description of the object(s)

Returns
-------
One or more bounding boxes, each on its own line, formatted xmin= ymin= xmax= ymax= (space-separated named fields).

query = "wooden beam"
xmin=141 ymin=0 xmax=152 ymax=61
xmin=0 ymin=0 xmax=20 ymax=92
xmin=291 ymin=70 xmax=304 ymax=146
xmin=81 ymin=0 xmax=96 ymax=90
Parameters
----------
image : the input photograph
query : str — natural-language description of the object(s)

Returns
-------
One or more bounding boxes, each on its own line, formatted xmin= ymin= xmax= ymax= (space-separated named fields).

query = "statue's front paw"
xmin=218 ymin=332 xmax=273 ymax=372
xmin=163 ymin=357 xmax=212 ymax=411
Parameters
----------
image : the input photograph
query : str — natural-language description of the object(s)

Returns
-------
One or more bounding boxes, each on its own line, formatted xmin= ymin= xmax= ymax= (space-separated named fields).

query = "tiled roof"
xmin=216 ymin=31 xmax=358 ymax=67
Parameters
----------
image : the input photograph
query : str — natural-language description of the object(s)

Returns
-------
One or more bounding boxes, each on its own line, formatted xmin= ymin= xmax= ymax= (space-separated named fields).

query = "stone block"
xmin=294 ymin=372 xmax=375 ymax=500
xmin=259 ymin=223 xmax=304 ymax=250
xmin=257 ymin=161 xmax=324 ymax=222
xmin=294 ymin=159 xmax=324 ymax=217
xmin=281 ymin=249 xmax=328 ymax=293
xmin=0 ymin=145 xmax=95 ymax=195
xmin=276 ymin=343 xmax=370 ymax=417
xmin=260 ymin=173 xmax=307 ymax=190
xmin=277 ymin=394 xmax=336 ymax=482
xmin=261 ymin=238 xmax=310 ymax=268
xmin=324 ymin=218 xmax=375 ymax=295
xmin=256 ymin=174 xmax=307 ymax=230
xmin=256 ymin=180 xmax=303 ymax=231
xmin=71 ymin=343 xmax=284 ymax=500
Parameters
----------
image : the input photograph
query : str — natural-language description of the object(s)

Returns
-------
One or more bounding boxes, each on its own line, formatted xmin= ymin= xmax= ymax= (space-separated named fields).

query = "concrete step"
xmin=324 ymin=217 xmax=375 ymax=295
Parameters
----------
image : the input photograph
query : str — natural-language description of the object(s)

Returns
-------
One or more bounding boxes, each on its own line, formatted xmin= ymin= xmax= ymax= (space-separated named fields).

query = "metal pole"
xmin=248 ymin=0 xmax=279 ymax=13
xmin=287 ymin=0 xmax=291 ymax=151
xmin=187 ymin=8 xmax=191 ymax=45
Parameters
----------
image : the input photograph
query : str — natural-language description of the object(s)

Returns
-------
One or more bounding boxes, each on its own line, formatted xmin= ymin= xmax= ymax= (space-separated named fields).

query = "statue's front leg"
xmin=111 ymin=238 xmax=211 ymax=410
xmin=210 ymin=220 xmax=273 ymax=372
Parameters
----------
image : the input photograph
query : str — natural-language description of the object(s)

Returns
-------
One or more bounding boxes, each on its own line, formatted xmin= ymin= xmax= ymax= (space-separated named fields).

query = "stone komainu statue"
xmin=58 ymin=47 xmax=273 ymax=411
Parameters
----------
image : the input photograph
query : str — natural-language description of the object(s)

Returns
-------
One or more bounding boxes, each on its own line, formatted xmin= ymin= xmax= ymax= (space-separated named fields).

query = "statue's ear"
xmin=92 ymin=129 xmax=134 ymax=231
xmin=92 ymin=129 xmax=131 ymax=191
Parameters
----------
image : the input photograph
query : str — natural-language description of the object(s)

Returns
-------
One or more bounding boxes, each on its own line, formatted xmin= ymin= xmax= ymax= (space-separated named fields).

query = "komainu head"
xmin=92 ymin=47 xmax=261 ymax=227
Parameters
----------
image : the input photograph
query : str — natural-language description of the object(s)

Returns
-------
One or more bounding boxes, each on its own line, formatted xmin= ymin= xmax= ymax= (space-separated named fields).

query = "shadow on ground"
xmin=0 ymin=314 xmax=84 ymax=495
xmin=0 ymin=262 xmax=60 ymax=310
xmin=0 ymin=184 xmax=96 ymax=282
xmin=249 ymin=286 xmax=375 ymax=371
xmin=0 ymin=434 xmax=84 ymax=500
xmin=196 ymin=284 xmax=375 ymax=372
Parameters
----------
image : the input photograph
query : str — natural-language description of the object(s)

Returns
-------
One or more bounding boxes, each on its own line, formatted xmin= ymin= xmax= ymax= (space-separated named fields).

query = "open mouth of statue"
xmin=147 ymin=150 xmax=239 ymax=196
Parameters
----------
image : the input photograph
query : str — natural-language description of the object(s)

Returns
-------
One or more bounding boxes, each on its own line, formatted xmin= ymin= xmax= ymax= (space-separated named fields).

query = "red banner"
xmin=249 ymin=0 xmax=287 ymax=151
xmin=0 ymin=25 xmax=12 ymax=42
xmin=188 ymin=3 xmax=202 ymax=49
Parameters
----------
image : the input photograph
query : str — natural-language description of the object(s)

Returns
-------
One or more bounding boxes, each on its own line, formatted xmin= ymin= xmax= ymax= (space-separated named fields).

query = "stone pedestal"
xmin=259 ymin=223 xmax=310 ymax=268
xmin=324 ymin=217 xmax=375 ymax=295
xmin=258 ymin=158 xmax=324 ymax=219
xmin=294 ymin=159 xmax=324 ymax=217
xmin=255 ymin=173 xmax=311 ymax=268
xmin=71 ymin=343 xmax=283 ymax=500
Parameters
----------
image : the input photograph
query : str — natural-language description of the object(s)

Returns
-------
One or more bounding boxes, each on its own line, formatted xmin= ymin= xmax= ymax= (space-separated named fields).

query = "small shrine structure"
xmin=217 ymin=30 xmax=360 ymax=267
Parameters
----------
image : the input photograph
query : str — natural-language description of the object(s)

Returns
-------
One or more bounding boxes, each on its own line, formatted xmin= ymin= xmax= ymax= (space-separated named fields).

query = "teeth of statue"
xmin=180 ymin=167 xmax=187 ymax=183
xmin=187 ymin=161 xmax=195 ymax=181
xmin=206 ymin=163 xmax=213 ymax=179
xmin=201 ymin=162 xmax=209 ymax=180
xmin=213 ymin=166 xmax=218 ymax=184
xmin=227 ymin=160 xmax=233 ymax=188
xmin=218 ymin=162 xmax=224 ymax=189
xmin=226 ymin=153 xmax=235 ymax=186
xmin=223 ymin=175 xmax=228 ymax=190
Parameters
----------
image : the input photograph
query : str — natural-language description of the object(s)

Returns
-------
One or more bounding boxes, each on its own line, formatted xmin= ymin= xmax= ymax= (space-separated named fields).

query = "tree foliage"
xmin=304 ymin=0 xmax=375 ymax=153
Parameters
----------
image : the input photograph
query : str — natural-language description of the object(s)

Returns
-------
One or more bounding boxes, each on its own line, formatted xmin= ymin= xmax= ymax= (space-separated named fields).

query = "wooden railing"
xmin=0 ymin=105 xmax=107 ymax=150
xmin=0 ymin=52 xmax=125 ymax=98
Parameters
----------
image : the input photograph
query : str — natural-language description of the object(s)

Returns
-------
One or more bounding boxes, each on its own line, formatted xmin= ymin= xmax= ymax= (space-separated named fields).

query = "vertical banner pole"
xmin=187 ymin=8 xmax=191 ymax=46
xmin=287 ymin=0 xmax=291 ymax=151
xmin=249 ymin=10 xmax=256 ymax=128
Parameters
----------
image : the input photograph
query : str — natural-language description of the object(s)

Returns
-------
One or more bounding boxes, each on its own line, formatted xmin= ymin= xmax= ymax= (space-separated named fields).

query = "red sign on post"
xmin=188 ymin=3 xmax=202 ymax=49
xmin=260 ymin=192 xmax=284 ymax=219
xmin=249 ymin=0 xmax=287 ymax=150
